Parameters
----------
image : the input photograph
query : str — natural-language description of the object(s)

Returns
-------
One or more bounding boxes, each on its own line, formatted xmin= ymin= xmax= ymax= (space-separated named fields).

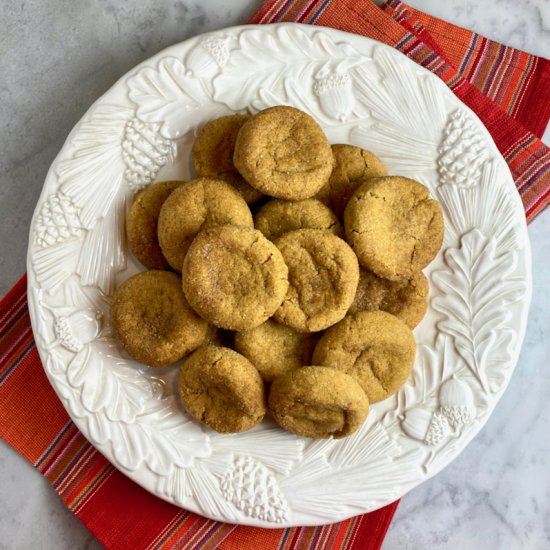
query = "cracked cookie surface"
xmin=182 ymin=225 xmax=289 ymax=331
xmin=268 ymin=366 xmax=369 ymax=438
xmin=157 ymin=177 xmax=253 ymax=272
xmin=179 ymin=345 xmax=266 ymax=433
xmin=254 ymin=198 xmax=343 ymax=241
xmin=234 ymin=319 xmax=319 ymax=383
xmin=344 ymin=176 xmax=444 ymax=281
xmin=126 ymin=180 xmax=184 ymax=270
xmin=233 ymin=106 xmax=333 ymax=200
xmin=316 ymin=145 xmax=388 ymax=218
xmin=349 ymin=269 xmax=429 ymax=328
xmin=312 ymin=311 xmax=416 ymax=403
xmin=273 ymin=229 xmax=359 ymax=332
xmin=111 ymin=270 xmax=208 ymax=367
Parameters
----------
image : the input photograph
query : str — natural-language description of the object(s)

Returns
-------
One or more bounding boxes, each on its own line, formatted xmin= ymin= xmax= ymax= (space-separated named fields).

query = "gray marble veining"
xmin=1 ymin=1 xmax=549 ymax=549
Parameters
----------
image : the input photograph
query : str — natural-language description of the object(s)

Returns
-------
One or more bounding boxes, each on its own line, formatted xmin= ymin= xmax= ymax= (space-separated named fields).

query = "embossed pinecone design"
xmin=54 ymin=310 xmax=102 ymax=353
xmin=220 ymin=456 xmax=288 ymax=523
xmin=34 ymin=193 xmax=82 ymax=247
xmin=439 ymin=377 xmax=475 ymax=429
xmin=438 ymin=110 xmax=488 ymax=189
xmin=424 ymin=411 xmax=449 ymax=446
xmin=123 ymin=119 xmax=174 ymax=193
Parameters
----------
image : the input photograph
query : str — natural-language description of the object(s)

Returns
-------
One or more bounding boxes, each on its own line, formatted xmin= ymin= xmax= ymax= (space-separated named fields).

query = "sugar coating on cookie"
xmin=349 ymin=270 xmax=429 ymax=328
xmin=179 ymin=345 xmax=266 ymax=433
xmin=344 ymin=176 xmax=444 ymax=281
xmin=193 ymin=114 xmax=250 ymax=176
xmin=157 ymin=177 xmax=253 ymax=272
xmin=126 ymin=180 xmax=184 ymax=269
xmin=312 ymin=311 xmax=416 ymax=403
xmin=233 ymin=106 xmax=333 ymax=200
xmin=182 ymin=225 xmax=289 ymax=331
xmin=268 ymin=366 xmax=369 ymax=438
xmin=316 ymin=145 xmax=388 ymax=218
xmin=234 ymin=319 xmax=318 ymax=383
xmin=111 ymin=271 xmax=208 ymax=367
xmin=254 ymin=198 xmax=343 ymax=241
xmin=273 ymin=229 xmax=359 ymax=332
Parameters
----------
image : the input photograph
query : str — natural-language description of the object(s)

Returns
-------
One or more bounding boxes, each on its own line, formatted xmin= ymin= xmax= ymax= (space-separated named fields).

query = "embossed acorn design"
xmin=438 ymin=376 xmax=475 ymax=430
xmin=186 ymin=35 xmax=229 ymax=78
xmin=401 ymin=408 xmax=449 ymax=446
xmin=438 ymin=110 xmax=488 ymax=189
xmin=54 ymin=309 xmax=102 ymax=353
xmin=220 ymin=456 xmax=289 ymax=523
xmin=34 ymin=193 xmax=83 ymax=247
xmin=123 ymin=119 xmax=175 ymax=193
xmin=313 ymin=70 xmax=354 ymax=120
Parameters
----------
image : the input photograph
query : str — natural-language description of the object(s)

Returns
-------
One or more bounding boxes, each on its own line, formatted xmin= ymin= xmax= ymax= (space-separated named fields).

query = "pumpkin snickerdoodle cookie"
xmin=179 ymin=345 xmax=266 ymax=433
xmin=349 ymin=269 xmax=429 ymax=328
xmin=254 ymin=198 xmax=343 ymax=241
xmin=312 ymin=311 xmax=416 ymax=403
xmin=111 ymin=271 xmax=208 ymax=367
xmin=126 ymin=180 xmax=184 ymax=270
xmin=157 ymin=177 xmax=253 ymax=272
xmin=268 ymin=366 xmax=369 ymax=439
xmin=316 ymin=144 xmax=388 ymax=218
xmin=273 ymin=229 xmax=359 ymax=332
xmin=182 ymin=225 xmax=289 ymax=331
xmin=233 ymin=106 xmax=333 ymax=200
xmin=344 ymin=176 xmax=444 ymax=281
xmin=234 ymin=319 xmax=318 ymax=383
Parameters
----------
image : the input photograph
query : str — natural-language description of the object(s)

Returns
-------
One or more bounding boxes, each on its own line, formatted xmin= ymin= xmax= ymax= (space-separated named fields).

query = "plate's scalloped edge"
xmin=26 ymin=23 xmax=532 ymax=528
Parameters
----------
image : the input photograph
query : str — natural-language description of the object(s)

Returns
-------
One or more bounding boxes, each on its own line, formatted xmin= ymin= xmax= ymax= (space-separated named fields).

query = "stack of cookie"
xmin=112 ymin=106 xmax=444 ymax=440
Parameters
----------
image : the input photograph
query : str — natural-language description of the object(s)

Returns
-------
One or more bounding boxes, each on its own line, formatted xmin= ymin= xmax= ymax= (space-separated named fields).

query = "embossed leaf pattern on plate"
xmin=26 ymin=25 xmax=530 ymax=527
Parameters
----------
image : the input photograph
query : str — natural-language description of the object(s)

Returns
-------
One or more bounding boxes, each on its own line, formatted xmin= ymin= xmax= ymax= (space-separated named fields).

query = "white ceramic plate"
xmin=27 ymin=23 xmax=531 ymax=527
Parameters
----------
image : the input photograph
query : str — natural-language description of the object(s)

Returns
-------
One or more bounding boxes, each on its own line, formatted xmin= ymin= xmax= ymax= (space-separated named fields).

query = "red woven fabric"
xmin=2 ymin=1 xmax=549 ymax=549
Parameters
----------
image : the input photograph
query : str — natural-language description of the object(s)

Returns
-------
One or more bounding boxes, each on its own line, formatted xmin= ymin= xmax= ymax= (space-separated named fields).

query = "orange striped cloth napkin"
xmin=1 ymin=1 xmax=549 ymax=549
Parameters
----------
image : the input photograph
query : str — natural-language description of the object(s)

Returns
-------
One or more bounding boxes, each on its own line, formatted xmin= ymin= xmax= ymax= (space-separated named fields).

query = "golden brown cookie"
xmin=193 ymin=114 xmax=250 ymax=176
xmin=216 ymin=171 xmax=264 ymax=205
xmin=349 ymin=270 xmax=429 ymax=328
xmin=157 ymin=177 xmax=253 ymax=272
xmin=182 ymin=225 xmax=289 ymax=331
xmin=268 ymin=366 xmax=369 ymax=438
xmin=234 ymin=320 xmax=319 ymax=383
xmin=111 ymin=271 xmax=208 ymax=367
xmin=233 ymin=106 xmax=333 ymax=200
xmin=316 ymin=145 xmax=388 ymax=218
xmin=179 ymin=345 xmax=266 ymax=433
xmin=344 ymin=176 xmax=444 ymax=281
xmin=312 ymin=311 xmax=416 ymax=403
xmin=273 ymin=229 xmax=359 ymax=332
xmin=126 ymin=180 xmax=184 ymax=269
xmin=254 ymin=198 xmax=343 ymax=241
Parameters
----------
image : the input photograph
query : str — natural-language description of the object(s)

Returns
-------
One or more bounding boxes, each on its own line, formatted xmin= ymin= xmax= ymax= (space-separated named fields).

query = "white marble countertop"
xmin=1 ymin=1 xmax=549 ymax=548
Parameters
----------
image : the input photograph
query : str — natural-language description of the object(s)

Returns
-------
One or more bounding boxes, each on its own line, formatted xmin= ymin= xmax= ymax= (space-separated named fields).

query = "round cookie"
xmin=316 ymin=145 xmax=388 ymax=218
xmin=193 ymin=114 xmax=250 ymax=176
xmin=349 ymin=270 xmax=429 ymax=328
xmin=157 ymin=177 xmax=253 ymax=272
xmin=312 ymin=311 xmax=416 ymax=403
xmin=233 ymin=106 xmax=333 ymax=200
xmin=126 ymin=180 xmax=184 ymax=269
xmin=344 ymin=176 xmax=444 ymax=281
xmin=268 ymin=366 xmax=369 ymax=439
xmin=179 ymin=345 xmax=266 ymax=433
xmin=111 ymin=271 xmax=208 ymax=367
xmin=254 ymin=198 xmax=343 ymax=241
xmin=273 ymin=229 xmax=359 ymax=332
xmin=182 ymin=225 xmax=289 ymax=331
xmin=234 ymin=319 xmax=319 ymax=383
xmin=217 ymin=171 xmax=263 ymax=206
